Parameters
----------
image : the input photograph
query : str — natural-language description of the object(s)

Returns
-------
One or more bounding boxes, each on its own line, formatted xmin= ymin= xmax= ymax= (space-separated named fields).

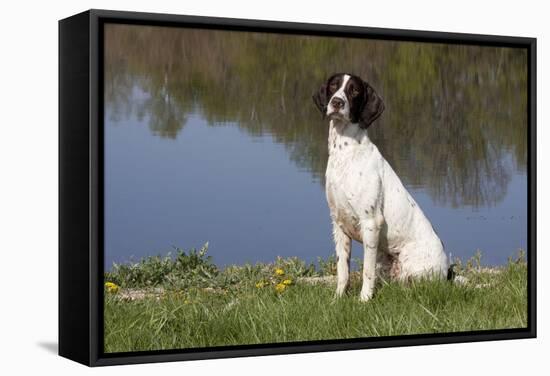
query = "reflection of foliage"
xmin=104 ymin=24 xmax=527 ymax=207
xmin=372 ymin=44 xmax=527 ymax=207
xmin=136 ymin=74 xmax=188 ymax=139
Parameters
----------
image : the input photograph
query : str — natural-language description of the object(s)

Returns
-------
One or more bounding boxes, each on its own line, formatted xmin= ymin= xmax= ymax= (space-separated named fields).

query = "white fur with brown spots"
xmin=314 ymin=73 xmax=449 ymax=301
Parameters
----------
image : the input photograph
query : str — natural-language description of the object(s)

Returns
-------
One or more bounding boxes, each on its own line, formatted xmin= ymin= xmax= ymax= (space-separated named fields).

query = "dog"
xmin=313 ymin=73 xmax=449 ymax=302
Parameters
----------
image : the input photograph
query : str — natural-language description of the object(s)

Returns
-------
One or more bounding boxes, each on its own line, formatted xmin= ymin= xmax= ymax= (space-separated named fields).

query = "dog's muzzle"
xmin=330 ymin=97 xmax=345 ymax=110
xmin=327 ymin=97 xmax=346 ymax=119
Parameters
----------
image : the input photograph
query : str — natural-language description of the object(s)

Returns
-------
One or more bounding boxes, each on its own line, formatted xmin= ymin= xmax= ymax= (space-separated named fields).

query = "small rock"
xmin=297 ymin=276 xmax=337 ymax=285
xmin=454 ymin=276 xmax=469 ymax=285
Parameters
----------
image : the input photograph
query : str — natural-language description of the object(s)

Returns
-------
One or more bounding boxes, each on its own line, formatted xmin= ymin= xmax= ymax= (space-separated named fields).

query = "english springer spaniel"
xmin=313 ymin=73 xmax=449 ymax=302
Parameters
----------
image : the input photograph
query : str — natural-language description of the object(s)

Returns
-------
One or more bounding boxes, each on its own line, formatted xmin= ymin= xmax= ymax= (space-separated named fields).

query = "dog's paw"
xmin=334 ymin=288 xmax=347 ymax=299
xmin=335 ymin=281 xmax=349 ymax=297
xmin=359 ymin=289 xmax=374 ymax=302
xmin=331 ymin=289 xmax=347 ymax=305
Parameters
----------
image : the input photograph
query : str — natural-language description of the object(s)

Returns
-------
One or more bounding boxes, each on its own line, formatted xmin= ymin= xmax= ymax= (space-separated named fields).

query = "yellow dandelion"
xmin=255 ymin=281 xmax=266 ymax=289
xmin=275 ymin=268 xmax=285 ymax=276
xmin=275 ymin=283 xmax=286 ymax=293
xmin=104 ymin=282 xmax=119 ymax=294
xmin=282 ymin=279 xmax=292 ymax=285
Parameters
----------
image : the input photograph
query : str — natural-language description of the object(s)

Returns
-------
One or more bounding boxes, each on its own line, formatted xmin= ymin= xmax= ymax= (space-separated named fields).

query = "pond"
xmin=104 ymin=24 xmax=528 ymax=270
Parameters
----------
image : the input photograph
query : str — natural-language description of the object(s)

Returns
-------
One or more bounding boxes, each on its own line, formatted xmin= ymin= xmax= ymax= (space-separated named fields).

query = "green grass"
xmin=103 ymin=246 xmax=527 ymax=353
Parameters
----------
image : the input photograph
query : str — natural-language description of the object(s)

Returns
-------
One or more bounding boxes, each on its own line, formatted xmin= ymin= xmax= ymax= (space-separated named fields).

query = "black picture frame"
xmin=59 ymin=9 xmax=537 ymax=367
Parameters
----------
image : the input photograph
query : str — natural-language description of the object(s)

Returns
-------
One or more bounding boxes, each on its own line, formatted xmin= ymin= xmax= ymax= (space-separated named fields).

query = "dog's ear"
xmin=359 ymin=81 xmax=385 ymax=129
xmin=312 ymin=83 xmax=328 ymax=116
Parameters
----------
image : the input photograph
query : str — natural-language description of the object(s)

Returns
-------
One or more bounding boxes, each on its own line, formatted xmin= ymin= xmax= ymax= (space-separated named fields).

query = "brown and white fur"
xmin=313 ymin=73 xmax=448 ymax=302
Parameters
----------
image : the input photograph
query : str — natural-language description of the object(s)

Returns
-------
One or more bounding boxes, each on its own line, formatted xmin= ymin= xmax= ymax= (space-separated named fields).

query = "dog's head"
xmin=312 ymin=73 xmax=385 ymax=129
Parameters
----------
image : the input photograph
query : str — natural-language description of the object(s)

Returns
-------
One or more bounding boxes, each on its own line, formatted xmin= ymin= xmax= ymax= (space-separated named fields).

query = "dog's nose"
xmin=330 ymin=97 xmax=345 ymax=109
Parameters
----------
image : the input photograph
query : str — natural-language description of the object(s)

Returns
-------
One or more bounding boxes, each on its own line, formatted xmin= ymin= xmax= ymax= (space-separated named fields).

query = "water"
xmin=104 ymin=24 xmax=528 ymax=269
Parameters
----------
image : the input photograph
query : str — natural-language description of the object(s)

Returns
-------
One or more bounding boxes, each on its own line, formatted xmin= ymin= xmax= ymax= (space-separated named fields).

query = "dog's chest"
xmin=326 ymin=152 xmax=361 ymax=238
xmin=325 ymin=126 xmax=371 ymax=239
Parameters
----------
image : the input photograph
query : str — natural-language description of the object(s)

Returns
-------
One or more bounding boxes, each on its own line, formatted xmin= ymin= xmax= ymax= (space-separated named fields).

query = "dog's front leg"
xmin=333 ymin=222 xmax=352 ymax=297
xmin=359 ymin=213 xmax=383 ymax=302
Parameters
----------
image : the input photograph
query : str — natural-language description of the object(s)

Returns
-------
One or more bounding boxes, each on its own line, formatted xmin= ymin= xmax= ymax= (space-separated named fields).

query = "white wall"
xmin=0 ymin=0 xmax=546 ymax=374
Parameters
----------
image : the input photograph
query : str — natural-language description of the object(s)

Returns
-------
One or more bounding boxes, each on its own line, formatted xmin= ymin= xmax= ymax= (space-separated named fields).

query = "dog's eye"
xmin=351 ymin=87 xmax=360 ymax=98
xmin=329 ymin=83 xmax=339 ymax=93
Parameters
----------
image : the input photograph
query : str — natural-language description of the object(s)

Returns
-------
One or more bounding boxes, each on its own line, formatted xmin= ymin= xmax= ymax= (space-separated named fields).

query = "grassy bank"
xmin=104 ymin=245 xmax=527 ymax=353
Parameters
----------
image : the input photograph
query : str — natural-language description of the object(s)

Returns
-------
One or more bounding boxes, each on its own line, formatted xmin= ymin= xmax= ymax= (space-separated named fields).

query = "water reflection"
xmin=103 ymin=24 xmax=528 ymax=268
xmin=105 ymin=24 xmax=527 ymax=208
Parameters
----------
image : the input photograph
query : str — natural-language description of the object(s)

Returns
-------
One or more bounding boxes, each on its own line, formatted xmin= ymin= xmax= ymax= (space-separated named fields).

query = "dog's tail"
xmin=447 ymin=263 xmax=457 ymax=282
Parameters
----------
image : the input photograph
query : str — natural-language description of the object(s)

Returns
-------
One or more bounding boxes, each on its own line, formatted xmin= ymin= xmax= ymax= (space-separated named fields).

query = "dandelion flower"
xmin=282 ymin=279 xmax=292 ymax=285
xmin=275 ymin=283 xmax=286 ymax=293
xmin=255 ymin=281 xmax=266 ymax=289
xmin=105 ymin=282 xmax=119 ymax=294
xmin=275 ymin=268 xmax=285 ymax=276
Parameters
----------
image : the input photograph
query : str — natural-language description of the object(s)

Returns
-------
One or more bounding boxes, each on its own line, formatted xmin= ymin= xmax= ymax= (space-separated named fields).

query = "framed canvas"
xmin=59 ymin=9 xmax=536 ymax=366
